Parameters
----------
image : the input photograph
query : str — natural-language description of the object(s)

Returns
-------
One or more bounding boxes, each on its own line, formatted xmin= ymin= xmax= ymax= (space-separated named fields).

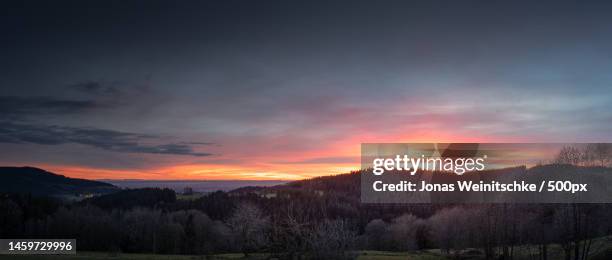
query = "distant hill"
xmin=102 ymin=179 xmax=287 ymax=193
xmin=235 ymin=164 xmax=612 ymax=203
xmin=277 ymin=171 xmax=361 ymax=196
xmin=0 ymin=166 xmax=119 ymax=197
xmin=229 ymin=171 xmax=361 ymax=199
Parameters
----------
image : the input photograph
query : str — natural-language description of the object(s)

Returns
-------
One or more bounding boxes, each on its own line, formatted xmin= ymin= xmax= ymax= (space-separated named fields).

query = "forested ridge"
xmin=2 ymin=164 xmax=612 ymax=259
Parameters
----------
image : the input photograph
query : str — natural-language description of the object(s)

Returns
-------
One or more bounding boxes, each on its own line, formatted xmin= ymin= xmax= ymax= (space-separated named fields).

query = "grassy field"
xmin=357 ymin=250 xmax=448 ymax=260
xmin=0 ymin=252 xmax=241 ymax=260
xmin=0 ymin=251 xmax=447 ymax=260
xmin=1 ymin=237 xmax=610 ymax=260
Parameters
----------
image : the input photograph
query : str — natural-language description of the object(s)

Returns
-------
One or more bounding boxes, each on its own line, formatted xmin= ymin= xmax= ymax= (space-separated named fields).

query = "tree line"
xmin=555 ymin=144 xmax=611 ymax=167
xmin=2 ymin=190 xmax=611 ymax=259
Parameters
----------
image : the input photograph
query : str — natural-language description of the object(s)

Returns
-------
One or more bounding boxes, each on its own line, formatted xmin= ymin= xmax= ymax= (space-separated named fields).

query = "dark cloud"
xmin=67 ymin=80 xmax=152 ymax=98
xmin=0 ymin=96 xmax=101 ymax=118
xmin=0 ymin=79 xmax=154 ymax=120
xmin=68 ymin=81 xmax=121 ymax=96
xmin=179 ymin=141 xmax=218 ymax=146
xmin=0 ymin=122 xmax=212 ymax=157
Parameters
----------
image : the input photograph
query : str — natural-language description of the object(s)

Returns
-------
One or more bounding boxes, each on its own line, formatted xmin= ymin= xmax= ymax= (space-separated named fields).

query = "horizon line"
xmin=97 ymin=179 xmax=292 ymax=182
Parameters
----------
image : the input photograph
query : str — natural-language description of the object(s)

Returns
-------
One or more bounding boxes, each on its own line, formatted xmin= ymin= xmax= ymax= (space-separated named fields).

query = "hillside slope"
xmin=0 ymin=166 xmax=118 ymax=196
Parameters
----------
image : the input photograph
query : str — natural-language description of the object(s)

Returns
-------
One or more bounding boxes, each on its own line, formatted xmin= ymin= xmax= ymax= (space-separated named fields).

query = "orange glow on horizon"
xmin=27 ymin=132 xmax=530 ymax=180
xmin=40 ymin=162 xmax=360 ymax=181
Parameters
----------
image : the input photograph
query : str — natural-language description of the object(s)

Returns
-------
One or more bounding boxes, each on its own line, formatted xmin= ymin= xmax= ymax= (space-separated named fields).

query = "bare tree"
xmin=582 ymin=144 xmax=597 ymax=166
xmin=555 ymin=146 xmax=582 ymax=165
xmin=428 ymin=207 xmax=478 ymax=254
xmin=388 ymin=214 xmax=423 ymax=251
xmin=270 ymin=204 xmax=310 ymax=258
xmin=591 ymin=144 xmax=611 ymax=167
xmin=227 ymin=203 xmax=270 ymax=256
xmin=364 ymin=219 xmax=388 ymax=250
xmin=120 ymin=208 xmax=162 ymax=253
xmin=307 ymin=219 xmax=356 ymax=259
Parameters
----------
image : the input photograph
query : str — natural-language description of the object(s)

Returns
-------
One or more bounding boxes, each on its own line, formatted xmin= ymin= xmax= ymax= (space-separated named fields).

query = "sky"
xmin=1 ymin=0 xmax=612 ymax=180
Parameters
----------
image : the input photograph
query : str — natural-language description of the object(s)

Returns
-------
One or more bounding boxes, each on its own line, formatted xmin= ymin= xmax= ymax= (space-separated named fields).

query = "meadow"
xmin=1 ymin=237 xmax=611 ymax=260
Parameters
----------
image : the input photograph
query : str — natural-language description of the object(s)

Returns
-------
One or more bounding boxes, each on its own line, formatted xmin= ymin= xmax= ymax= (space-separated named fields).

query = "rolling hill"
xmin=0 ymin=166 xmax=119 ymax=197
xmin=234 ymin=164 xmax=612 ymax=203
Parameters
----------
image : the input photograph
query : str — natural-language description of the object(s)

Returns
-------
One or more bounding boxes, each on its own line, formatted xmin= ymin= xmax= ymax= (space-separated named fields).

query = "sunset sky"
xmin=2 ymin=1 xmax=612 ymax=180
